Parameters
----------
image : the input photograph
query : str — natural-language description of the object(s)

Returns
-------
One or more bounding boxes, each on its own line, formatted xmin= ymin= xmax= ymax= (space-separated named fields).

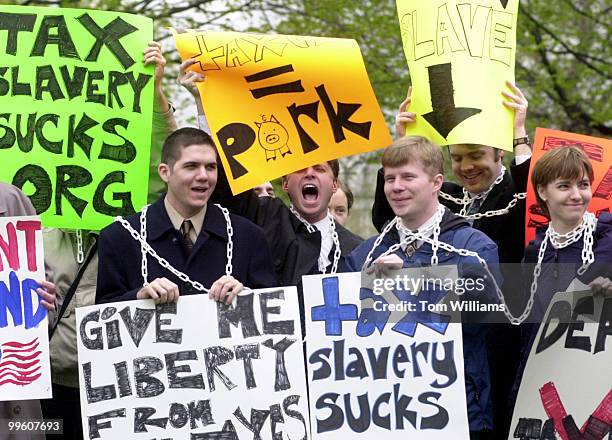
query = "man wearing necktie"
xmin=96 ymin=128 xmax=277 ymax=306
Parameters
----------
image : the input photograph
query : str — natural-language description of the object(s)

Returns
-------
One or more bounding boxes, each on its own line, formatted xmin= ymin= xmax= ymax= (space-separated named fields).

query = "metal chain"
xmin=362 ymin=204 xmax=445 ymax=270
xmin=289 ymin=204 xmax=341 ymax=274
xmin=214 ymin=204 xmax=234 ymax=276
xmin=362 ymin=206 xmax=531 ymax=325
xmin=329 ymin=214 xmax=341 ymax=274
xmin=117 ymin=203 xmax=237 ymax=293
xmin=438 ymin=165 xmax=527 ymax=220
xmin=289 ymin=204 xmax=316 ymax=233
xmin=530 ymin=212 xmax=597 ymax=307
xmin=75 ymin=229 xmax=84 ymax=264
xmin=115 ymin=215 xmax=209 ymax=293
xmin=140 ymin=205 xmax=150 ymax=286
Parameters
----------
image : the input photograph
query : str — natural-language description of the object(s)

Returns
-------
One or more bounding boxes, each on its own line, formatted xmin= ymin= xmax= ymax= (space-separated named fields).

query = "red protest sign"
xmin=525 ymin=128 xmax=612 ymax=245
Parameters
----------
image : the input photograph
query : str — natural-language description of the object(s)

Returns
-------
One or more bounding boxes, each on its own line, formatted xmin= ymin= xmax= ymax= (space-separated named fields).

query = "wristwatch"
xmin=513 ymin=136 xmax=530 ymax=147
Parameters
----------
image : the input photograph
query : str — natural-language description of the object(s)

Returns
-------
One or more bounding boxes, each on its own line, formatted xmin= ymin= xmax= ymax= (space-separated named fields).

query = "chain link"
xmin=530 ymin=212 xmax=597 ymax=307
xmin=140 ymin=205 xmax=150 ymax=286
xmin=438 ymin=165 xmax=527 ymax=220
xmin=362 ymin=206 xmax=532 ymax=325
xmin=329 ymin=214 xmax=341 ymax=274
xmin=289 ymin=204 xmax=341 ymax=274
xmin=214 ymin=204 xmax=234 ymax=276
xmin=115 ymin=215 xmax=209 ymax=293
xmin=117 ymin=203 xmax=238 ymax=293
xmin=75 ymin=229 xmax=84 ymax=264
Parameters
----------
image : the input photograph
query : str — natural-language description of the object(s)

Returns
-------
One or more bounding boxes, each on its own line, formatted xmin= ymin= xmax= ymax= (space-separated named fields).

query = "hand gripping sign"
xmin=76 ymin=289 xmax=309 ymax=440
xmin=0 ymin=6 xmax=154 ymax=230
xmin=173 ymin=30 xmax=392 ymax=194
xmin=396 ymin=0 xmax=518 ymax=151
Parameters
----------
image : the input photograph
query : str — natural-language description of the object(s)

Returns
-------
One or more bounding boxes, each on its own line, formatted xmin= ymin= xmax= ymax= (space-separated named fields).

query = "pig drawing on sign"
xmin=255 ymin=115 xmax=291 ymax=161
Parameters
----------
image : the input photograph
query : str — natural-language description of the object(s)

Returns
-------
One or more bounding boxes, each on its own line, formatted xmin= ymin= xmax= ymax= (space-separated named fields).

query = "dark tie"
xmin=403 ymin=230 xmax=417 ymax=257
xmin=467 ymin=198 xmax=482 ymax=215
xmin=180 ymin=220 xmax=194 ymax=250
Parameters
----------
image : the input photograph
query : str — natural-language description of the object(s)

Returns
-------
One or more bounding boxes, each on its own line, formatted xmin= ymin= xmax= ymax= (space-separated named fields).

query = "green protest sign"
xmin=0 ymin=6 xmax=153 ymax=230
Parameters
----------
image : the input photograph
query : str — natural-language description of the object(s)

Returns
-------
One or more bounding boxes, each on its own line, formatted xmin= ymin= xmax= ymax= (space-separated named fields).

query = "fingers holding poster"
xmin=76 ymin=289 xmax=310 ymax=440
xmin=396 ymin=0 xmax=518 ymax=150
xmin=172 ymin=30 xmax=392 ymax=194
xmin=0 ymin=216 xmax=51 ymax=401
xmin=0 ymin=6 xmax=154 ymax=230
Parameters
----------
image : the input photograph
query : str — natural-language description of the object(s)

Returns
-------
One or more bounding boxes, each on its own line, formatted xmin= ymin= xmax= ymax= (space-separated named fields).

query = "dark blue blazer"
xmin=95 ymin=196 xmax=278 ymax=304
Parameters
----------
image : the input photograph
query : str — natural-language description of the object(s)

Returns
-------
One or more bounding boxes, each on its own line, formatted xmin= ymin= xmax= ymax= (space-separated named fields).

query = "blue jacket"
xmin=96 ymin=196 xmax=278 ymax=304
xmin=523 ymin=212 xmax=612 ymax=320
xmin=346 ymin=209 xmax=500 ymax=432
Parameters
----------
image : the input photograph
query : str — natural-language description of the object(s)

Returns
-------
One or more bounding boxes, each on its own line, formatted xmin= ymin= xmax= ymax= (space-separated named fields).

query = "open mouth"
xmin=191 ymin=186 xmax=208 ymax=194
xmin=302 ymin=184 xmax=319 ymax=202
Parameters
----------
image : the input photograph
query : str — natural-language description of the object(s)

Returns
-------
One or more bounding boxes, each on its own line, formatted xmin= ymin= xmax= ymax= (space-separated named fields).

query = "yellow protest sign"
xmin=173 ymin=30 xmax=391 ymax=194
xmin=396 ymin=0 xmax=518 ymax=151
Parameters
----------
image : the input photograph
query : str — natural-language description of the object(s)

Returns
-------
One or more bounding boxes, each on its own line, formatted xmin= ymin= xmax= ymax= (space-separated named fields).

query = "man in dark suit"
xmin=96 ymin=128 xmax=277 ymax=305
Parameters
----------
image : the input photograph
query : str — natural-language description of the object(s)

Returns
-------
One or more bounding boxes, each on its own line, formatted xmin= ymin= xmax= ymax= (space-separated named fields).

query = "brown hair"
xmin=161 ymin=127 xmax=216 ymax=167
xmin=337 ymin=178 xmax=354 ymax=211
xmin=531 ymin=146 xmax=594 ymax=215
xmin=382 ymin=136 xmax=443 ymax=178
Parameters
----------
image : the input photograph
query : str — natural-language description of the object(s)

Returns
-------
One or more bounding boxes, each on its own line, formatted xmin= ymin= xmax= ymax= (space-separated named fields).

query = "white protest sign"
xmin=0 ymin=215 xmax=51 ymax=401
xmin=303 ymin=269 xmax=469 ymax=439
xmin=77 ymin=288 xmax=309 ymax=440
xmin=510 ymin=290 xmax=612 ymax=440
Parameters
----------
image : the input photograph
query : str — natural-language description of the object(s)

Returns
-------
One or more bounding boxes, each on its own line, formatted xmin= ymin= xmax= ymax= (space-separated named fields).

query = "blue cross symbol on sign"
xmin=311 ymin=276 xmax=357 ymax=336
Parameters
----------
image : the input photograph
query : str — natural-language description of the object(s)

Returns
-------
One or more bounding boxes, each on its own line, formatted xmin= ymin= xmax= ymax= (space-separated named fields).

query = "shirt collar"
xmin=313 ymin=215 xmax=331 ymax=234
xmin=164 ymin=197 xmax=206 ymax=236
xmin=399 ymin=205 xmax=440 ymax=248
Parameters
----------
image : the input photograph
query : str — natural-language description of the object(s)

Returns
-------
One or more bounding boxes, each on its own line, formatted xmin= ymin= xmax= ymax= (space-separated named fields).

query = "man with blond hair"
xmin=347 ymin=136 xmax=500 ymax=439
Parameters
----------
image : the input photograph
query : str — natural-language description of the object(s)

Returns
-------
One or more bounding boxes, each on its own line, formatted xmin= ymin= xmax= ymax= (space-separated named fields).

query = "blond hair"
xmin=382 ymin=136 xmax=443 ymax=178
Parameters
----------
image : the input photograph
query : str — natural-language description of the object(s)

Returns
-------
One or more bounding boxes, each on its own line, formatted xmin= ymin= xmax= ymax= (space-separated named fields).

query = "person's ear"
xmin=537 ymin=185 xmax=547 ymax=202
xmin=331 ymin=178 xmax=338 ymax=194
xmin=281 ymin=176 xmax=289 ymax=193
xmin=158 ymin=163 xmax=171 ymax=183
xmin=433 ymin=173 xmax=444 ymax=192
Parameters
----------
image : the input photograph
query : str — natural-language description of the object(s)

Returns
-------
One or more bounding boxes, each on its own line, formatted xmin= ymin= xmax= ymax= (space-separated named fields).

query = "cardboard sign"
xmin=173 ymin=30 xmax=392 ymax=194
xmin=525 ymin=128 xmax=612 ymax=244
xmin=0 ymin=6 xmax=154 ymax=230
xmin=509 ymin=290 xmax=612 ymax=440
xmin=303 ymin=270 xmax=469 ymax=439
xmin=76 ymin=289 xmax=310 ymax=440
xmin=396 ymin=0 xmax=518 ymax=151
xmin=0 ymin=216 xmax=51 ymax=401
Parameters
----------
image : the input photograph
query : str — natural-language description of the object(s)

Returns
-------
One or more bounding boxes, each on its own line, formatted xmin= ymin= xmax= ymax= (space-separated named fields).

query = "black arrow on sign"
xmin=500 ymin=0 xmax=509 ymax=8
xmin=422 ymin=63 xmax=481 ymax=139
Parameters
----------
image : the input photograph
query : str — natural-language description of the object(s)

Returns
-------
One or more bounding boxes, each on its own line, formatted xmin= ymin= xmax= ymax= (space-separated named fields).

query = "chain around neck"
xmin=438 ymin=165 xmax=527 ymax=221
xmin=289 ymin=204 xmax=341 ymax=274
xmin=529 ymin=212 xmax=597 ymax=315
xmin=117 ymin=203 xmax=235 ymax=293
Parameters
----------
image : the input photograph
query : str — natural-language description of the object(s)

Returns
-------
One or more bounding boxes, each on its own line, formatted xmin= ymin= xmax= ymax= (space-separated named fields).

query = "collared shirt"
xmin=164 ymin=197 xmax=206 ymax=244
xmin=313 ymin=215 xmax=333 ymax=271
xmin=399 ymin=206 xmax=441 ymax=250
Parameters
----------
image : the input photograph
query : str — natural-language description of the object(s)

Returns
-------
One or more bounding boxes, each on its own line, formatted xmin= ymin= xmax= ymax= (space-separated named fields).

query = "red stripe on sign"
xmin=3 ymin=342 xmax=40 ymax=353
xmin=2 ymin=339 xmax=37 ymax=349
xmin=540 ymin=382 xmax=570 ymax=440
xmin=581 ymin=388 xmax=612 ymax=432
